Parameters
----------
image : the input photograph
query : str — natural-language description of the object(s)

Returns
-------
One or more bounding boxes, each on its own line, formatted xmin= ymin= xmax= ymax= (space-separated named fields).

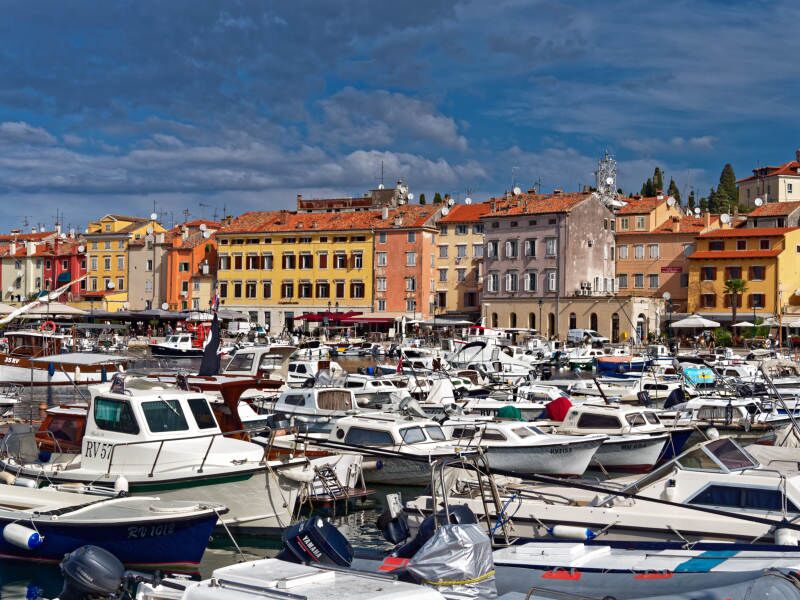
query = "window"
xmin=350 ymin=281 xmax=365 ymax=298
xmin=736 ymin=240 xmax=747 ymax=251
xmin=298 ymin=281 xmax=312 ymax=298
xmin=406 ymin=252 xmax=416 ymax=266
xmin=487 ymin=272 xmax=499 ymax=293
xmin=709 ymin=241 xmax=724 ymax=251
xmin=188 ymin=398 xmax=217 ymax=429
xmin=760 ymin=239 xmax=770 ymax=250
xmin=618 ymin=245 xmax=628 ymax=260
xmin=103 ymin=256 xmax=111 ymax=270
xmin=701 ymin=293 xmax=716 ymax=308
xmin=378 ymin=232 xmax=387 ymax=243
xmin=233 ymin=255 xmax=242 ymax=269
xmin=576 ymin=413 xmax=622 ymax=429
xmin=505 ymin=272 xmax=518 ymax=292
xmin=93 ymin=398 xmax=139 ymax=435
xmin=456 ymin=244 xmax=467 ymax=258
xmin=634 ymin=273 xmax=644 ymax=288
xmin=282 ymin=253 xmax=296 ymax=269
xmin=635 ymin=216 xmax=646 ymax=230
xmin=91 ymin=256 xmax=98 ymax=271
xmin=724 ymin=293 xmax=742 ymax=308
xmin=299 ymin=253 xmax=313 ymax=269
xmin=352 ymin=253 xmax=363 ymax=269
xmin=789 ymin=183 xmax=794 ymax=194
xmin=104 ymin=240 xmax=111 ymax=250
xmin=179 ymin=261 xmax=191 ymax=272
xmin=505 ymin=240 xmax=518 ymax=258
xmin=377 ymin=277 xmax=387 ymax=292
xmin=439 ymin=269 xmax=448 ymax=282
xmin=455 ymin=224 xmax=468 ymax=235
xmin=118 ymin=240 xmax=125 ymax=249
xmin=749 ymin=266 xmax=765 ymax=281
xmin=406 ymin=299 xmax=416 ymax=312
xmin=438 ymin=245 xmax=448 ymax=259
xmin=344 ymin=427 xmax=393 ymax=446
xmin=617 ymin=274 xmax=628 ymax=288
xmin=473 ymin=223 xmax=484 ymax=234
xmin=376 ymin=252 xmax=387 ymax=267
xmin=473 ymin=244 xmax=484 ymax=258
xmin=749 ymin=294 xmax=765 ymax=308
xmin=457 ymin=268 xmax=466 ymax=282
xmin=182 ymin=281 xmax=189 ymax=292
xmin=405 ymin=277 xmax=416 ymax=292
xmin=440 ymin=225 xmax=448 ymax=236
xmin=219 ymin=282 xmax=228 ymax=298
xmin=524 ymin=271 xmax=537 ymax=292
xmin=263 ymin=281 xmax=272 ymax=298
xmin=335 ymin=281 xmax=345 ymax=298
xmin=649 ymin=244 xmax=659 ymax=259
xmin=281 ymin=281 xmax=294 ymax=298
xmin=725 ymin=266 xmax=742 ymax=279
xmin=333 ymin=252 xmax=347 ymax=269
xmin=407 ymin=231 xmax=416 ymax=243
xmin=464 ymin=292 xmax=477 ymax=306
xmin=145 ymin=258 xmax=153 ymax=272
xmin=546 ymin=271 xmax=557 ymax=292
xmin=634 ymin=244 xmax=644 ymax=260
xmin=524 ymin=239 xmax=536 ymax=257
xmin=701 ymin=266 xmax=717 ymax=281
xmin=619 ymin=217 xmax=629 ymax=230
xmin=218 ymin=255 xmax=230 ymax=270
xmin=377 ymin=299 xmax=386 ymax=311
xmin=400 ymin=426 xmax=425 ymax=444
xmin=545 ymin=238 xmax=557 ymax=257
xmin=116 ymin=277 xmax=124 ymax=290
xmin=680 ymin=273 xmax=689 ymax=287
xmin=315 ymin=281 xmax=329 ymax=298
xmin=648 ymin=273 xmax=659 ymax=289
xmin=689 ymin=485 xmax=798 ymax=512
xmin=233 ymin=281 xmax=242 ymax=298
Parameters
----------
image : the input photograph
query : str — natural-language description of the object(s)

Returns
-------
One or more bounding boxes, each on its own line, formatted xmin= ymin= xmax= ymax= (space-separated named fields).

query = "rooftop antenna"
xmin=511 ymin=166 xmax=519 ymax=190
xmin=182 ymin=208 xmax=191 ymax=222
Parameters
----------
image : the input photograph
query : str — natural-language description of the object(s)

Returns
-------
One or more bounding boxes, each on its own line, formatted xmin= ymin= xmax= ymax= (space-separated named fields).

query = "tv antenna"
xmin=199 ymin=202 xmax=219 ymax=221
xmin=595 ymin=149 xmax=617 ymax=203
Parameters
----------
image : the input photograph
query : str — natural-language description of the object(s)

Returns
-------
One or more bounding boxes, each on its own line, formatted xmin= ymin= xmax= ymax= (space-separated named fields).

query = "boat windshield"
xmin=142 ymin=399 xmax=189 ymax=433
xmin=678 ymin=438 xmax=758 ymax=472
xmin=424 ymin=425 xmax=446 ymax=441
xmin=226 ymin=352 xmax=254 ymax=372
xmin=399 ymin=426 xmax=426 ymax=444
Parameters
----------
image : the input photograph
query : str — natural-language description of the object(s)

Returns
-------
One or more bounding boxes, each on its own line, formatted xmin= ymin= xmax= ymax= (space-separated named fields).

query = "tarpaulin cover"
xmin=545 ymin=396 xmax=572 ymax=422
xmin=407 ymin=524 xmax=496 ymax=600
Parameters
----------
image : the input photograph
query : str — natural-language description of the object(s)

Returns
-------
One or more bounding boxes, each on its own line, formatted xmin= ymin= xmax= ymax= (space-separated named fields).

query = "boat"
xmin=148 ymin=333 xmax=206 ymax=357
xmin=0 ymin=330 xmax=127 ymax=385
xmin=0 ymin=483 xmax=223 ymax=569
xmin=0 ymin=374 xmax=311 ymax=533
xmin=287 ymin=358 xmax=345 ymax=386
xmin=405 ymin=437 xmax=800 ymax=544
xmin=595 ymin=354 xmax=651 ymax=376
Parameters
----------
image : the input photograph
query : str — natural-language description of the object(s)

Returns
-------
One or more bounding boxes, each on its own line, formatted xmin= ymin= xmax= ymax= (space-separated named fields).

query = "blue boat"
xmin=594 ymin=355 xmax=651 ymax=376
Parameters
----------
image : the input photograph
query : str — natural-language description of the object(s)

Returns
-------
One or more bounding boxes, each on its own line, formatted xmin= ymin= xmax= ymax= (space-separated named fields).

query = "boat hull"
xmin=0 ymin=356 xmax=119 ymax=385
xmin=364 ymin=456 xmax=431 ymax=486
xmin=593 ymin=434 xmax=668 ymax=473
xmin=485 ymin=439 xmax=602 ymax=476
xmin=148 ymin=344 xmax=204 ymax=358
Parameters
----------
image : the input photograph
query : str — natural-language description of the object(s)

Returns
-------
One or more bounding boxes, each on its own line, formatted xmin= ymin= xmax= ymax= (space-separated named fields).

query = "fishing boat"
xmin=0 ymin=483 xmax=223 ymax=569
xmin=595 ymin=354 xmax=651 ymax=376
xmin=0 ymin=374 xmax=311 ymax=533
xmin=148 ymin=333 xmax=206 ymax=357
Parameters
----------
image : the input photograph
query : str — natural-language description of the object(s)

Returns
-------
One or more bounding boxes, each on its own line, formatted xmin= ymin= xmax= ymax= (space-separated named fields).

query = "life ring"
xmin=40 ymin=321 xmax=57 ymax=333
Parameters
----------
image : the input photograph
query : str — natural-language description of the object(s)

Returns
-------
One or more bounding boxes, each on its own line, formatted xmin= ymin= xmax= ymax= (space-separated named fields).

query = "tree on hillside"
xmin=718 ymin=163 xmax=738 ymax=209
xmin=653 ymin=167 xmax=664 ymax=193
xmin=687 ymin=190 xmax=696 ymax=210
xmin=419 ymin=193 xmax=426 ymax=205
xmin=724 ymin=278 xmax=747 ymax=329
xmin=667 ymin=178 xmax=681 ymax=203
xmin=640 ymin=178 xmax=656 ymax=197
xmin=432 ymin=192 xmax=443 ymax=205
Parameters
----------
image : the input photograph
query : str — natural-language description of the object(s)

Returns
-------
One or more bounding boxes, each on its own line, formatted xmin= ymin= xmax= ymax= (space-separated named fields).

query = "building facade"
xmin=42 ymin=238 xmax=87 ymax=302
xmin=434 ymin=202 xmax=489 ymax=318
xmin=1 ymin=242 xmax=47 ymax=302
xmin=745 ymin=201 xmax=800 ymax=228
xmin=738 ymin=150 xmax=800 ymax=208
xmin=127 ymin=231 xmax=171 ymax=311
xmin=165 ymin=221 xmax=219 ymax=311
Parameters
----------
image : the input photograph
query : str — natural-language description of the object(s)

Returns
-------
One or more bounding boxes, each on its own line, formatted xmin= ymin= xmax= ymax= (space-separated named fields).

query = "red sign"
xmin=661 ymin=267 xmax=682 ymax=273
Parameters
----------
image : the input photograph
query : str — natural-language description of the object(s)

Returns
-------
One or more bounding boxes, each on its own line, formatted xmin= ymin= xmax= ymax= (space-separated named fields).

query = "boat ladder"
xmin=313 ymin=465 xmax=348 ymax=500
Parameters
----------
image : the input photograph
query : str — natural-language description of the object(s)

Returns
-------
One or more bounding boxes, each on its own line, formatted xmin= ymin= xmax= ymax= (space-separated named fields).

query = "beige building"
xmin=127 ymin=231 xmax=171 ymax=310
xmin=738 ymin=150 xmax=800 ymax=209
xmin=434 ymin=202 xmax=489 ymax=319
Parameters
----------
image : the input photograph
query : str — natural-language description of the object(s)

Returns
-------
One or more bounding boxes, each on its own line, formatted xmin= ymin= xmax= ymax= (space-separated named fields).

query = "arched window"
xmin=569 ymin=312 xmax=577 ymax=329
xmin=528 ymin=313 xmax=536 ymax=330
xmin=548 ymin=313 xmax=556 ymax=336
xmin=590 ymin=313 xmax=598 ymax=331
xmin=491 ymin=312 xmax=498 ymax=328
xmin=611 ymin=313 xmax=620 ymax=343
xmin=637 ymin=313 xmax=647 ymax=342
xmin=509 ymin=312 xmax=517 ymax=328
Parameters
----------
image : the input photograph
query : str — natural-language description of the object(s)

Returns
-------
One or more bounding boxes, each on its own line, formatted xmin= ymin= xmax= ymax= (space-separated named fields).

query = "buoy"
xmin=547 ymin=525 xmax=596 ymax=540
xmin=705 ymin=427 xmax=720 ymax=440
xmin=776 ymin=527 xmax=800 ymax=546
xmin=114 ymin=475 xmax=129 ymax=495
xmin=3 ymin=523 xmax=43 ymax=550
xmin=13 ymin=478 xmax=37 ymax=488
xmin=664 ymin=478 xmax=678 ymax=502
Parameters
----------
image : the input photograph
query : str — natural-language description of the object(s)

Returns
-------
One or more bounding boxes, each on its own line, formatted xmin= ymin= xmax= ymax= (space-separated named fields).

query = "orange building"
xmin=373 ymin=204 xmax=439 ymax=319
xmin=166 ymin=220 xmax=220 ymax=311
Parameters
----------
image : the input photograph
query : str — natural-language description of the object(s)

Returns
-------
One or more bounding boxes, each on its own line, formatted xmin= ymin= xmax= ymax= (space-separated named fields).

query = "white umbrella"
xmin=670 ymin=313 xmax=720 ymax=329
xmin=732 ymin=321 xmax=755 ymax=328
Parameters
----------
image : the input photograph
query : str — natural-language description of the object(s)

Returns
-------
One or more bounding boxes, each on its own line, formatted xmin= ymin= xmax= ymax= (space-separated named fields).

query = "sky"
xmin=0 ymin=0 xmax=798 ymax=231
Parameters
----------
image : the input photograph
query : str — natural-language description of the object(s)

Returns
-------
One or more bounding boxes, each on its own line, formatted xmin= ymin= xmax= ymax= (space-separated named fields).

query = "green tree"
xmin=718 ymin=163 xmax=738 ymax=209
xmin=419 ymin=193 xmax=426 ymax=205
xmin=432 ymin=192 xmax=443 ymax=205
xmin=706 ymin=187 xmax=720 ymax=213
xmin=687 ymin=190 xmax=696 ymax=210
xmin=699 ymin=196 xmax=709 ymax=211
xmin=724 ymin=278 xmax=748 ymax=329
xmin=653 ymin=167 xmax=664 ymax=193
xmin=667 ymin=178 xmax=681 ymax=203
xmin=640 ymin=178 xmax=656 ymax=197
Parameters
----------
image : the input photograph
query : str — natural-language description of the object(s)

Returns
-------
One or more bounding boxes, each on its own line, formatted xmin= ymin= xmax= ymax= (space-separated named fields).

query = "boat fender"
xmin=14 ymin=478 xmax=37 ymax=488
xmin=664 ymin=478 xmax=678 ymax=502
xmin=3 ymin=523 xmax=43 ymax=550
xmin=0 ymin=472 xmax=15 ymax=485
xmin=280 ymin=466 xmax=316 ymax=483
xmin=776 ymin=527 xmax=800 ymax=546
xmin=361 ymin=458 xmax=380 ymax=470
xmin=114 ymin=475 xmax=129 ymax=495
xmin=547 ymin=525 xmax=596 ymax=541
xmin=705 ymin=427 xmax=720 ymax=440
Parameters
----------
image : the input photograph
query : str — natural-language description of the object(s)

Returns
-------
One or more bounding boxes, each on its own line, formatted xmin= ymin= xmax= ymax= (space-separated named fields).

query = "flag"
xmin=211 ymin=293 xmax=220 ymax=312
xmin=198 ymin=312 xmax=221 ymax=376
xmin=396 ymin=356 xmax=404 ymax=373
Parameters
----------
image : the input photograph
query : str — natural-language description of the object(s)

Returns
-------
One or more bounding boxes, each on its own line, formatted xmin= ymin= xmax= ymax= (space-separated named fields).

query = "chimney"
xmin=394 ymin=215 xmax=403 ymax=227
xmin=672 ymin=216 xmax=681 ymax=233
xmin=182 ymin=226 xmax=189 ymax=241
xmin=26 ymin=241 xmax=35 ymax=256
xmin=553 ymin=188 xmax=563 ymax=195
xmin=9 ymin=242 xmax=16 ymax=256
xmin=277 ymin=210 xmax=289 ymax=225
xmin=296 ymin=193 xmax=302 ymax=206
xmin=55 ymin=224 xmax=61 ymax=236
xmin=705 ymin=211 xmax=711 ymax=229
xmin=381 ymin=207 xmax=389 ymax=220
xmin=491 ymin=200 xmax=497 ymax=212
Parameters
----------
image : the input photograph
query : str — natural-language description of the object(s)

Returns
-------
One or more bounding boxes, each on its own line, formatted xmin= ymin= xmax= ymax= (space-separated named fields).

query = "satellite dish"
xmin=662 ymin=291 xmax=671 ymax=301
xmin=161 ymin=302 xmax=169 ymax=310
xmin=694 ymin=207 xmax=701 ymax=216
xmin=199 ymin=223 xmax=207 ymax=231
xmin=441 ymin=207 xmax=450 ymax=216
xmin=754 ymin=197 xmax=763 ymax=207
xmin=203 ymin=230 xmax=211 ymax=238
xmin=77 ymin=245 xmax=85 ymax=253
xmin=150 ymin=213 xmax=158 ymax=221
xmin=407 ymin=193 xmax=414 ymax=201
xmin=513 ymin=186 xmax=522 ymax=196
xmin=378 ymin=184 xmax=385 ymax=190
xmin=107 ymin=282 xmax=115 ymax=290
xmin=720 ymin=213 xmax=731 ymax=224
xmin=605 ymin=176 xmax=614 ymax=186
xmin=666 ymin=196 xmax=675 ymax=207
xmin=465 ymin=197 xmax=473 ymax=205
xmin=146 ymin=227 xmax=153 ymax=235
xmin=447 ymin=197 xmax=455 ymax=206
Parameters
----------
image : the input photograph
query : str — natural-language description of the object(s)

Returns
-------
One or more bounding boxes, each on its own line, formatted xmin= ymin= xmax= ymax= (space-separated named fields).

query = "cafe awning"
xmin=296 ymin=310 xmax=363 ymax=323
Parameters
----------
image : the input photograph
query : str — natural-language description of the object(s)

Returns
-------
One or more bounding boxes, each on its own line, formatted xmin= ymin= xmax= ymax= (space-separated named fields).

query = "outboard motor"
xmin=277 ymin=516 xmax=353 ymax=567
xmin=59 ymin=545 xmax=125 ymax=600
xmin=637 ymin=390 xmax=652 ymax=407
xmin=392 ymin=505 xmax=478 ymax=559
xmin=663 ymin=386 xmax=685 ymax=409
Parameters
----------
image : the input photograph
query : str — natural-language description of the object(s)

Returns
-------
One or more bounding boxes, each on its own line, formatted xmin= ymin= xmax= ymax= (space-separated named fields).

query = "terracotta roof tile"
xmin=615 ymin=215 xmax=720 ymax=236
xmin=0 ymin=231 xmax=57 ymax=242
xmin=481 ymin=192 xmax=591 ymax=218
xmin=747 ymin=201 xmax=800 ymax=217
xmin=738 ymin=160 xmax=800 ymax=183
xmin=698 ymin=226 xmax=797 ymax=238
xmin=616 ymin=196 xmax=666 ymax=215
xmin=690 ymin=249 xmax=782 ymax=259
xmin=438 ymin=202 xmax=491 ymax=223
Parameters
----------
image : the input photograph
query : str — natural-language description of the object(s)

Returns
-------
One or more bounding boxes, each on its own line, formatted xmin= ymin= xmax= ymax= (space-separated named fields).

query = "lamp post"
xmin=538 ymin=298 xmax=544 ymax=335
xmin=662 ymin=291 xmax=673 ymax=341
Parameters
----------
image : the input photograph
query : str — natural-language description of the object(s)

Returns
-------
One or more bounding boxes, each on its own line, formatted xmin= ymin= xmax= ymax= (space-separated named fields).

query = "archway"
xmin=509 ymin=312 xmax=517 ymax=328
xmin=611 ymin=313 xmax=620 ymax=343
xmin=569 ymin=312 xmax=577 ymax=329
xmin=528 ymin=313 xmax=536 ymax=330
xmin=590 ymin=312 xmax=598 ymax=331
xmin=548 ymin=312 xmax=556 ymax=337
xmin=636 ymin=313 xmax=647 ymax=343
xmin=491 ymin=312 xmax=498 ymax=328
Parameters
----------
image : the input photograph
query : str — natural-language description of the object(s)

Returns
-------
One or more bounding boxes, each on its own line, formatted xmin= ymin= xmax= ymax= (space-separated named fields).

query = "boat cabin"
xmin=3 ymin=330 xmax=67 ymax=358
xmin=223 ymin=347 xmax=289 ymax=380
xmin=557 ymin=403 xmax=666 ymax=435
xmin=328 ymin=414 xmax=451 ymax=450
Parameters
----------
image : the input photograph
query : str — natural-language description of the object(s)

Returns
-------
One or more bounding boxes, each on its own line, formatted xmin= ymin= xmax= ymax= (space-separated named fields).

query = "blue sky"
xmin=0 ymin=0 xmax=798 ymax=230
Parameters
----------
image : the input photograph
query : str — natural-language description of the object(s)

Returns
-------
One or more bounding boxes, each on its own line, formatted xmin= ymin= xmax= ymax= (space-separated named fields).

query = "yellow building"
xmin=84 ymin=214 xmax=165 ymax=311
xmin=434 ymin=202 xmax=489 ymax=318
xmin=687 ymin=227 xmax=800 ymax=321
xmin=216 ymin=211 xmax=375 ymax=333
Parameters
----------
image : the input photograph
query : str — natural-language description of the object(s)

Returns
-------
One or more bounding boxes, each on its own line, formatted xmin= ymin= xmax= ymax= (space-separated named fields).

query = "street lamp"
xmin=538 ymin=298 xmax=544 ymax=334
xmin=662 ymin=291 xmax=673 ymax=341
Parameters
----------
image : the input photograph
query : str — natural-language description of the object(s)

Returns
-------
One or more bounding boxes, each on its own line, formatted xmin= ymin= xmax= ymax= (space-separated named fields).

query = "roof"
xmin=616 ymin=215 xmax=718 ymax=236
xmin=738 ymin=160 xmax=800 ymax=183
xmin=170 ymin=220 xmax=221 ymax=234
xmin=481 ymin=192 xmax=591 ymax=218
xmin=698 ymin=227 xmax=797 ymax=238
xmin=105 ymin=214 xmax=148 ymax=222
xmin=747 ymin=201 xmax=800 ymax=217
xmin=616 ymin=196 xmax=666 ymax=215
xmin=219 ymin=205 xmax=438 ymax=234
xmin=0 ymin=231 xmax=57 ymax=242
xmin=690 ymin=250 xmax=782 ymax=259
xmin=438 ymin=202 xmax=491 ymax=223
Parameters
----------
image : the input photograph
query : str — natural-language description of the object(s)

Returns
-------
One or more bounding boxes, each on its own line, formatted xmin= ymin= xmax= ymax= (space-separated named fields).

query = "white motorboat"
xmin=287 ymin=358 xmax=345 ymax=386
xmin=0 ymin=374 xmax=310 ymax=533
xmin=148 ymin=334 xmax=206 ymax=358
